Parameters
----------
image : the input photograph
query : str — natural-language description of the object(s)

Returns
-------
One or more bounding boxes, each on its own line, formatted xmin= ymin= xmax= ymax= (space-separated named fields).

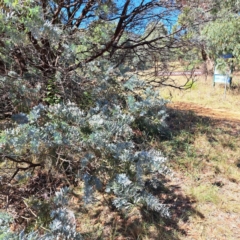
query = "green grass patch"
xmin=187 ymin=184 xmax=220 ymax=204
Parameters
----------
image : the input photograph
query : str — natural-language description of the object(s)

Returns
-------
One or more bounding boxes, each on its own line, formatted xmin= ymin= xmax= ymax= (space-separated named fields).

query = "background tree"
xmin=201 ymin=2 xmax=240 ymax=63
xmin=175 ymin=0 xmax=240 ymax=73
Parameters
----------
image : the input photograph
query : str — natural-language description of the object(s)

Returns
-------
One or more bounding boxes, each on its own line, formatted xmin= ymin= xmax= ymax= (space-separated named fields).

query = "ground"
xmin=158 ymin=72 xmax=240 ymax=240
xmin=166 ymin=101 xmax=240 ymax=240
xmin=169 ymin=101 xmax=240 ymax=123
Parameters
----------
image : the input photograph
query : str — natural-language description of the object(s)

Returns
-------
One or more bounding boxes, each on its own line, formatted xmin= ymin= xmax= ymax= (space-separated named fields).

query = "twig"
xmin=22 ymin=198 xmax=37 ymax=217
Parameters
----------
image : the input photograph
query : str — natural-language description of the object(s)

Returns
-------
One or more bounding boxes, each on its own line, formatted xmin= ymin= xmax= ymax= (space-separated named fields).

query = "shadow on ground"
xmin=72 ymin=176 xmax=204 ymax=240
xmin=166 ymin=106 xmax=240 ymax=147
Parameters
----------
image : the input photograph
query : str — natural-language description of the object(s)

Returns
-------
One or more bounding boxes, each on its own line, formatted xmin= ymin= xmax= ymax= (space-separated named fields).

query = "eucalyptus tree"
xmin=201 ymin=2 xmax=240 ymax=64
xmin=176 ymin=0 xmax=240 ymax=70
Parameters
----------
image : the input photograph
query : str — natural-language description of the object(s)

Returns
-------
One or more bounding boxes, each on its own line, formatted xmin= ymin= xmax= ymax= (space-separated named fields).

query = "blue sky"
xmin=116 ymin=0 xmax=180 ymax=33
xmin=60 ymin=0 xmax=180 ymax=33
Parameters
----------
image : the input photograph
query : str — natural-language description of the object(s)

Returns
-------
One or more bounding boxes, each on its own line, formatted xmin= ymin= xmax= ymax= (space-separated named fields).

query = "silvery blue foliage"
xmin=11 ymin=113 xmax=29 ymax=124
xmin=48 ymin=101 xmax=85 ymax=123
xmin=115 ymin=174 xmax=132 ymax=186
xmin=53 ymin=187 xmax=69 ymax=207
xmin=28 ymin=104 xmax=46 ymax=123
xmin=1 ymin=92 xmax=169 ymax=209
xmin=0 ymin=212 xmax=15 ymax=239
xmin=47 ymin=207 xmax=81 ymax=240
xmin=127 ymin=87 xmax=168 ymax=124
xmin=107 ymin=174 xmax=171 ymax=218
xmin=106 ymin=142 xmax=134 ymax=161
xmin=0 ymin=188 xmax=83 ymax=240
xmin=106 ymin=150 xmax=170 ymax=217
xmin=134 ymin=150 xmax=169 ymax=174
xmin=83 ymin=173 xmax=94 ymax=204
xmin=0 ymin=69 xmax=171 ymax=237
xmin=43 ymin=187 xmax=82 ymax=239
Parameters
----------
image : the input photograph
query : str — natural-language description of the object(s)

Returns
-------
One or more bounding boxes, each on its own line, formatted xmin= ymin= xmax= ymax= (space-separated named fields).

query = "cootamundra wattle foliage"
xmin=0 ymin=65 xmax=170 ymax=237
xmin=0 ymin=0 xmax=176 ymax=237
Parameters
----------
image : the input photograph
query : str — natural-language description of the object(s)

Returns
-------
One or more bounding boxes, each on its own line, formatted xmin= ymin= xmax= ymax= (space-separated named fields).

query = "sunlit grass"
xmin=187 ymin=184 xmax=220 ymax=204
xmin=159 ymin=74 xmax=240 ymax=112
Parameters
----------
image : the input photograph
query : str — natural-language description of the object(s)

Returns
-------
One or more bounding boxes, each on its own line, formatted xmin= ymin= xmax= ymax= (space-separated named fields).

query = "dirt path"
xmin=168 ymin=101 xmax=240 ymax=123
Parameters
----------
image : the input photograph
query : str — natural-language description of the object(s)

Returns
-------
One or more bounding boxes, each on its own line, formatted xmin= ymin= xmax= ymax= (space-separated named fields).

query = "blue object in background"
xmin=213 ymin=53 xmax=233 ymax=87
xmin=213 ymin=74 xmax=231 ymax=84
xmin=221 ymin=53 xmax=233 ymax=59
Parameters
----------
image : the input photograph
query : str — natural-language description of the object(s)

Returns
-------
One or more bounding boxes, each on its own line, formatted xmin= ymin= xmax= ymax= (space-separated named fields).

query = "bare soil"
xmin=168 ymin=101 xmax=240 ymax=123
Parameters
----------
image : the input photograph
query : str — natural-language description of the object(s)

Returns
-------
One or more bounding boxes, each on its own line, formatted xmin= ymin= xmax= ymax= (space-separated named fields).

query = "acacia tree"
xmin=0 ymin=0 xmax=183 ymax=104
xmin=0 ymin=0 xmax=184 ymax=237
xmin=2 ymin=0 xmax=239 ymax=238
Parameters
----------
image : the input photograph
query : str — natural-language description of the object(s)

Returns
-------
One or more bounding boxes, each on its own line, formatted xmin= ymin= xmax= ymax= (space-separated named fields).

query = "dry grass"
xmin=159 ymin=74 xmax=240 ymax=112
xmin=157 ymin=107 xmax=240 ymax=239
xmin=150 ymin=70 xmax=240 ymax=239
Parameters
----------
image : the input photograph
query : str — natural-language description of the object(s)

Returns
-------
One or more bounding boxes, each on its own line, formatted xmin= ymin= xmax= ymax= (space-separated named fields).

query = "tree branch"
xmin=74 ymin=0 xmax=96 ymax=28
